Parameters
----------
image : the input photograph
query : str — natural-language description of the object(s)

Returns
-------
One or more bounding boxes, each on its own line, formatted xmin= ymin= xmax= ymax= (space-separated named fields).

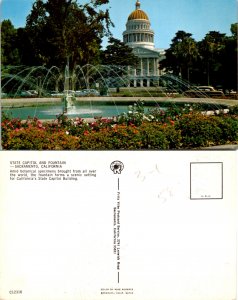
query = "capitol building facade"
xmin=123 ymin=0 xmax=165 ymax=87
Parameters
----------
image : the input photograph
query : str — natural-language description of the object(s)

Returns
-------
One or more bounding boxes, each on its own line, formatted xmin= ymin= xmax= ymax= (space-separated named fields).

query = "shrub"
xmin=215 ymin=116 xmax=238 ymax=143
xmin=1 ymin=106 xmax=237 ymax=150
xmin=176 ymin=113 xmax=238 ymax=148
xmin=116 ymin=100 xmax=147 ymax=126
xmin=139 ymin=122 xmax=181 ymax=149
xmin=78 ymin=129 xmax=112 ymax=150
xmin=228 ymin=105 xmax=238 ymax=116
xmin=46 ymin=115 xmax=91 ymax=136
xmin=79 ymin=125 xmax=142 ymax=150
xmin=78 ymin=122 xmax=181 ymax=150
xmin=4 ymin=127 xmax=79 ymax=150
xmin=159 ymin=123 xmax=182 ymax=149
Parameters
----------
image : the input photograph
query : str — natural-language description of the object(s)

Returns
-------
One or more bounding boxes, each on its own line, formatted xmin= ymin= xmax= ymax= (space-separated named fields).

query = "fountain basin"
xmin=1 ymin=97 xmax=235 ymax=120
xmin=2 ymin=103 xmax=132 ymax=120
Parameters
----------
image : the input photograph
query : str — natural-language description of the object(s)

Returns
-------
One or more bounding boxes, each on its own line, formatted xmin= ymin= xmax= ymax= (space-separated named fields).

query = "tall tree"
xmin=160 ymin=31 xmax=198 ymax=82
xmin=198 ymin=31 xmax=226 ymax=86
xmin=220 ymin=24 xmax=237 ymax=90
xmin=1 ymin=20 xmax=20 ymax=66
xmin=99 ymin=37 xmax=139 ymax=88
xmin=101 ymin=37 xmax=138 ymax=67
xmin=25 ymin=0 xmax=113 ymax=68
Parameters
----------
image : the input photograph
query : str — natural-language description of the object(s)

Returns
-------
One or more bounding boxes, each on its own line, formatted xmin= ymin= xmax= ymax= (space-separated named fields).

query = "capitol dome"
xmin=123 ymin=0 xmax=155 ymax=49
xmin=128 ymin=1 xmax=149 ymax=21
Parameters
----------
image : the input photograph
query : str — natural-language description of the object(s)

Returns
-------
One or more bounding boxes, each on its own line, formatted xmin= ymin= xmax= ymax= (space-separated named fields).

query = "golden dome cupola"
xmin=123 ymin=0 xmax=155 ymax=49
xmin=128 ymin=0 xmax=149 ymax=21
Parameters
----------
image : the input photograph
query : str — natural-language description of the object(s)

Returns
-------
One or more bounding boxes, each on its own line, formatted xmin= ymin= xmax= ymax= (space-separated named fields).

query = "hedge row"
xmin=1 ymin=112 xmax=237 ymax=150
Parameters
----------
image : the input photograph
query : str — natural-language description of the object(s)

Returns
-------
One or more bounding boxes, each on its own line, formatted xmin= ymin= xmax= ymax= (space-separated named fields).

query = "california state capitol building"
xmin=123 ymin=0 xmax=165 ymax=87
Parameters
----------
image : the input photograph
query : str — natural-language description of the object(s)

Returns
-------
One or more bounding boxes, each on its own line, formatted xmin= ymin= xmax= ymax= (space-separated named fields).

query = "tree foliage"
xmin=1 ymin=20 xmax=20 ymax=65
xmin=25 ymin=0 xmax=113 ymax=68
xmin=221 ymin=24 xmax=237 ymax=90
xmin=160 ymin=30 xmax=198 ymax=82
xmin=160 ymin=24 xmax=237 ymax=90
xmin=101 ymin=37 xmax=139 ymax=67
xmin=198 ymin=31 xmax=226 ymax=86
xmin=99 ymin=37 xmax=139 ymax=88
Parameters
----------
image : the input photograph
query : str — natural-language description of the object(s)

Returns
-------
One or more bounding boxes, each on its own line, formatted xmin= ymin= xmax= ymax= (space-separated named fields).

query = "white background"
xmin=0 ymin=150 xmax=237 ymax=300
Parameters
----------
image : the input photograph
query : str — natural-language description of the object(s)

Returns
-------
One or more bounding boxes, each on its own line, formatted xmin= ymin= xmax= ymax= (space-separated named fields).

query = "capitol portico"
xmin=123 ymin=0 xmax=165 ymax=87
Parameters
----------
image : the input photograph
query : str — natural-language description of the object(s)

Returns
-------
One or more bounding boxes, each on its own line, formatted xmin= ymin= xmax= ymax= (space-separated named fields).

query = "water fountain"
xmin=1 ymin=64 xmax=232 ymax=120
xmin=62 ymin=61 xmax=75 ymax=114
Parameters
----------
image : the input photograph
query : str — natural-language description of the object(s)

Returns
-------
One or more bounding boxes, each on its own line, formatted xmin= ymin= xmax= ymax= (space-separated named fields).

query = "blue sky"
xmin=1 ymin=0 xmax=237 ymax=49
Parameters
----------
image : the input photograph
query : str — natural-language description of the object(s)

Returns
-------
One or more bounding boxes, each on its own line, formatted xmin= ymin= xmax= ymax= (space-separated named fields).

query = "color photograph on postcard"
xmin=1 ymin=0 xmax=237 ymax=150
xmin=0 ymin=1 xmax=237 ymax=300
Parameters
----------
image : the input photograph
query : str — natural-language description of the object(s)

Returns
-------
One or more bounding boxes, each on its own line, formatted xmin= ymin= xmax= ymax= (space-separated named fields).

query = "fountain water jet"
xmin=1 ymin=64 xmax=231 ymax=120
xmin=62 ymin=61 xmax=76 ymax=113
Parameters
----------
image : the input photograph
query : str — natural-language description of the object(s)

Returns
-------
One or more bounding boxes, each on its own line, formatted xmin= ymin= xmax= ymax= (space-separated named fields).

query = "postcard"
xmin=1 ymin=0 xmax=237 ymax=299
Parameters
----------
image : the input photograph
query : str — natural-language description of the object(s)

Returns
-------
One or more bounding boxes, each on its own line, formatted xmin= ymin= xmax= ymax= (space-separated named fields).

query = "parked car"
xmin=20 ymin=90 xmax=38 ymax=97
xmin=63 ymin=90 xmax=75 ymax=95
xmin=74 ymin=90 xmax=86 ymax=96
xmin=82 ymin=89 xmax=100 ymax=96
xmin=184 ymin=86 xmax=224 ymax=98
xmin=50 ymin=91 xmax=64 ymax=97
xmin=28 ymin=90 xmax=38 ymax=96
xmin=224 ymin=89 xmax=238 ymax=99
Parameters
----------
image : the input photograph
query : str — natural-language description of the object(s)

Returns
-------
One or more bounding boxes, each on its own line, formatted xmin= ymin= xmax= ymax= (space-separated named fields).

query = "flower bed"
xmin=1 ymin=103 xmax=238 ymax=150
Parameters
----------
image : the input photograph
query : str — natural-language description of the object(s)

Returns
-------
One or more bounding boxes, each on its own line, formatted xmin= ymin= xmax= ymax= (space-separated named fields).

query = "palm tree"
xmin=199 ymin=31 xmax=226 ymax=86
xmin=171 ymin=31 xmax=198 ymax=82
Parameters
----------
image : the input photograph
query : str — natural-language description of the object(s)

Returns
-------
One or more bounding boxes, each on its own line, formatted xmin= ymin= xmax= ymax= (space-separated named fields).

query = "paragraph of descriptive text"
xmin=9 ymin=160 xmax=97 ymax=181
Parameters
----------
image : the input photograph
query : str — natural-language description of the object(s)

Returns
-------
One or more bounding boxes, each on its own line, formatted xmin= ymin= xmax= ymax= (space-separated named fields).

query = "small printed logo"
xmin=110 ymin=161 xmax=124 ymax=174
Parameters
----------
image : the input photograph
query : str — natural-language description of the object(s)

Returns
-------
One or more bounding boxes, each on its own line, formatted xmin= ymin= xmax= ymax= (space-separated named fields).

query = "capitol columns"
xmin=134 ymin=67 xmax=137 ymax=87
xmin=140 ymin=58 xmax=143 ymax=87
xmin=153 ymin=58 xmax=159 ymax=76
xmin=147 ymin=58 xmax=150 ymax=76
